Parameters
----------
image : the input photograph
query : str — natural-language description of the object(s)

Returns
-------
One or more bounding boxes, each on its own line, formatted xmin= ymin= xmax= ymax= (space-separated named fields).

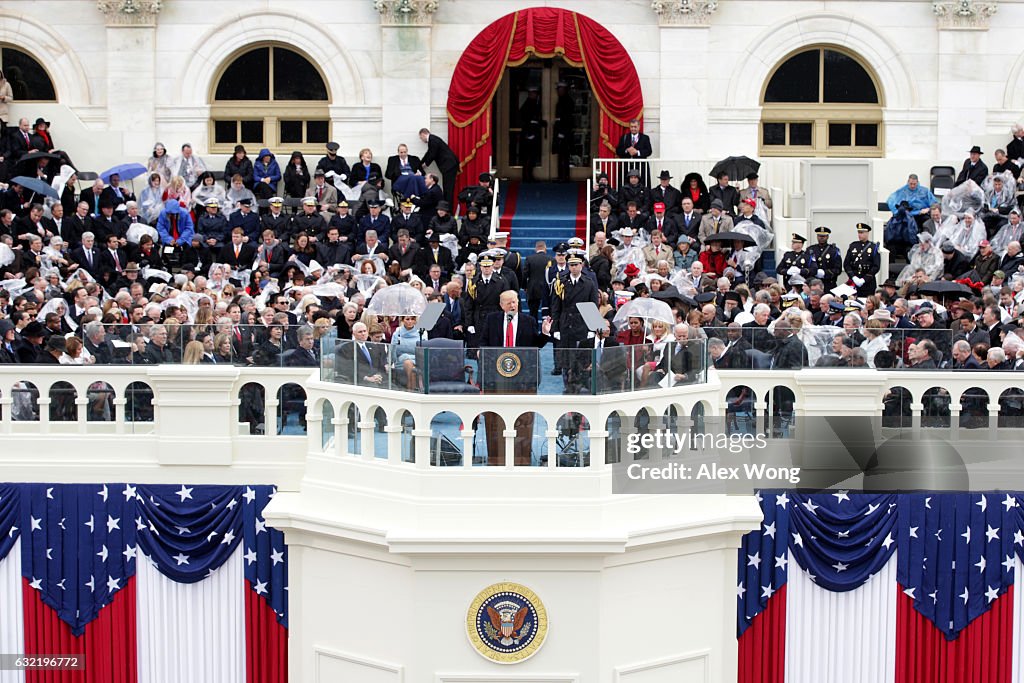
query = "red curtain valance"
xmin=446 ymin=7 xmax=644 ymax=194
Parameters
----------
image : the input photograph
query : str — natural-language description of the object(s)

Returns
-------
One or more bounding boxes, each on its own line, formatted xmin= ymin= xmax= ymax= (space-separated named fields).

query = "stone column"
xmin=933 ymin=1 xmax=998 ymax=158
xmin=375 ymin=0 xmax=438 ymax=153
xmin=651 ymin=1 xmax=719 ymax=159
xmin=97 ymin=1 xmax=161 ymax=156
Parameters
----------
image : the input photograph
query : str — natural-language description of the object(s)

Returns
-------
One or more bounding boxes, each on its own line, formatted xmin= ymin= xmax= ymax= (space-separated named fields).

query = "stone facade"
xmin=4 ymin=0 xmax=1024 ymax=189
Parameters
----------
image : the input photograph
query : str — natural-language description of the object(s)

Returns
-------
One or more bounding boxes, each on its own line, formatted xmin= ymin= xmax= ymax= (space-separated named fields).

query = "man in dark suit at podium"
xmin=481 ymin=290 xmax=551 ymax=466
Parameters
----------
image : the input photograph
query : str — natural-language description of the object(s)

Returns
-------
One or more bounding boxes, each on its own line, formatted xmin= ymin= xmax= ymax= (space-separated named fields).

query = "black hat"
xmin=746 ymin=172 xmax=759 ymax=180
xmin=234 ymin=144 xmax=246 ymax=154
xmin=326 ymin=142 xmax=340 ymax=152
xmin=427 ymin=233 xmax=440 ymax=243
xmin=856 ymin=223 xmax=872 ymax=233
xmin=479 ymin=172 xmax=492 ymax=183
xmin=814 ymin=226 xmax=831 ymax=235
xmin=969 ymin=145 xmax=983 ymax=154
xmin=791 ymin=233 xmax=806 ymax=243
xmin=466 ymin=204 xmax=480 ymax=214
xmin=882 ymin=278 xmax=898 ymax=288
xmin=710 ymin=198 xmax=724 ymax=210
xmin=314 ymin=168 xmax=325 ymax=177
xmin=627 ymin=169 xmax=640 ymax=178
xmin=23 ymin=321 xmax=46 ymax=339
xmin=366 ymin=199 xmax=381 ymax=208
xmin=437 ymin=200 xmax=450 ymax=211
xmin=46 ymin=335 xmax=66 ymax=352
xmin=658 ymin=170 xmax=672 ymax=180
xmin=33 ymin=117 xmax=50 ymax=128
xmin=597 ymin=172 xmax=609 ymax=181
xmin=694 ymin=292 xmax=717 ymax=304
xmin=99 ymin=198 xmax=117 ymax=210
xmin=723 ymin=291 xmax=742 ymax=303
xmin=554 ymin=242 xmax=569 ymax=254
xmin=238 ymin=197 xmax=253 ymax=206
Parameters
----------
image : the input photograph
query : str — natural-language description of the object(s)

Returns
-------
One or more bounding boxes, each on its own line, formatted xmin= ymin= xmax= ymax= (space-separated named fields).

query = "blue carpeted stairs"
xmin=505 ymin=182 xmax=582 ymax=258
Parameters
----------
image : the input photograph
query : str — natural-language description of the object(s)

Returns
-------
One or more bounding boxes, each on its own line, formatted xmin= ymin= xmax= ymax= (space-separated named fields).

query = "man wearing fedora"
xmin=649 ymin=170 xmax=682 ymax=218
xmin=956 ymin=145 xmax=989 ymax=187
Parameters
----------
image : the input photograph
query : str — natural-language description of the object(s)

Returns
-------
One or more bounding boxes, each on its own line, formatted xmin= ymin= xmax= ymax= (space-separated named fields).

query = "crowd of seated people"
xmin=1 ymin=104 xmax=1024 ymax=392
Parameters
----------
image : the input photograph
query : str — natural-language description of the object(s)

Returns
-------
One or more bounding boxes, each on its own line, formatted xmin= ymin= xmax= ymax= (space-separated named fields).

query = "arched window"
xmin=210 ymin=44 xmax=330 ymax=153
xmin=1 ymin=46 xmax=56 ymax=101
xmin=760 ymin=46 xmax=883 ymax=157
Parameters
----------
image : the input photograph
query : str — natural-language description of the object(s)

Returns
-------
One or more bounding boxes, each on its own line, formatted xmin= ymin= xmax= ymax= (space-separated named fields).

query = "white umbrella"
xmin=365 ymin=282 xmax=427 ymax=317
xmin=612 ymin=297 xmax=675 ymax=329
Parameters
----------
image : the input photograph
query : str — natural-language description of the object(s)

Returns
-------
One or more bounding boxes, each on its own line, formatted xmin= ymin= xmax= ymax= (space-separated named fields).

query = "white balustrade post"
xmin=38 ymin=398 xmax=51 ymax=434
xmin=385 ymin=425 xmax=403 ymax=464
xmin=590 ymin=429 xmax=608 ymax=470
xmin=0 ymin=396 xmax=11 ymax=434
xmin=306 ymin=412 xmax=323 ymax=455
xmin=75 ymin=397 xmax=90 ymax=434
xmin=334 ymin=417 xmax=348 ymax=457
xmin=545 ymin=429 xmax=558 ymax=468
xmin=113 ymin=397 xmax=127 ymax=434
xmin=146 ymin=366 xmax=240 ymax=465
xmin=461 ymin=428 xmax=474 ymax=468
xmin=503 ymin=429 xmax=517 ymax=469
xmin=265 ymin=395 xmax=280 ymax=436
xmin=412 ymin=429 xmax=432 ymax=468
xmin=359 ymin=421 xmax=375 ymax=460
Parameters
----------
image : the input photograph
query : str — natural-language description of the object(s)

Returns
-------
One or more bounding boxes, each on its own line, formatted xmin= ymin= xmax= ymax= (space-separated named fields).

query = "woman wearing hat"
xmin=223 ymin=145 xmax=254 ymax=190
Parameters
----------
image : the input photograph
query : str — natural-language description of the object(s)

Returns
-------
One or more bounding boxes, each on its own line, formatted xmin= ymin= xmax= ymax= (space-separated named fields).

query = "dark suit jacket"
xmin=7 ymin=128 xmax=34 ymax=162
xmin=64 ymin=214 xmax=89 ymax=247
xmin=385 ymin=155 xmax=424 ymax=183
xmin=336 ymin=340 xmax=389 ymax=385
xmin=483 ymin=312 xmax=549 ymax=348
xmin=523 ymin=252 xmax=553 ymax=300
xmin=955 ymin=159 xmax=989 ymax=187
xmin=615 ymin=133 xmax=652 ymax=159
xmin=79 ymin=188 xmax=103 ymax=215
xmin=100 ymin=186 xmax=135 ymax=208
xmin=218 ymin=242 xmax=257 ymax=269
xmin=422 ymin=134 xmax=459 ymax=173
xmin=70 ymin=245 xmax=102 ymax=278
xmin=350 ymin=162 xmax=383 ymax=184
xmin=388 ymin=242 xmax=420 ymax=271
xmin=97 ymin=247 xmax=128 ymax=283
xmin=708 ymin=184 xmax=740 ymax=215
xmin=414 ymin=245 xmax=455 ymax=279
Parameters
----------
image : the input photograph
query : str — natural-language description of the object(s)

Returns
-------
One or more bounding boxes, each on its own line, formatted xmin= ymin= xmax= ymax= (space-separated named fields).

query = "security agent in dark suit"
xmin=550 ymin=254 xmax=599 ymax=376
xmin=335 ymin=321 xmax=389 ymax=386
xmin=955 ymin=146 xmax=989 ymax=187
xmin=523 ymin=242 xmax=552 ymax=321
xmin=419 ymin=129 xmax=460 ymax=205
xmin=615 ymin=119 xmax=652 ymax=186
xmin=570 ymin=319 xmax=624 ymax=393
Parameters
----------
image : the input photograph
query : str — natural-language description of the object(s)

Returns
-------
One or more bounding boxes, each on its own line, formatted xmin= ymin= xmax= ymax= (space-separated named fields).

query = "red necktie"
xmin=505 ymin=318 xmax=514 ymax=347
xmin=114 ymin=251 xmax=121 ymax=272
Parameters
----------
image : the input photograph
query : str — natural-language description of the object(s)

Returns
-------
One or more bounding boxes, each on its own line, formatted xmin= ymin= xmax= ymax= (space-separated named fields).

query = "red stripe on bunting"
xmin=895 ymin=582 xmax=1013 ymax=683
xmin=22 ymin=577 xmax=137 ymax=683
xmin=245 ymin=580 xmax=287 ymax=683
xmin=738 ymin=585 xmax=786 ymax=683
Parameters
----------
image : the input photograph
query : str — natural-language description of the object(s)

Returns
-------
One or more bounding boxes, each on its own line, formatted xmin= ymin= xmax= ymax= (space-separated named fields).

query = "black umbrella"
xmin=703 ymin=231 xmax=757 ymax=246
xmin=917 ymin=280 xmax=973 ymax=296
xmin=709 ymin=156 xmax=760 ymax=180
xmin=652 ymin=286 xmax=697 ymax=308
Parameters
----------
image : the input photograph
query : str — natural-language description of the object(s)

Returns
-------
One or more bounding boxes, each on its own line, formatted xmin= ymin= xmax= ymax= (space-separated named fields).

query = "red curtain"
xmin=895 ymin=584 xmax=1013 ymax=683
xmin=447 ymin=8 xmax=644 ymax=194
xmin=737 ymin=584 xmax=786 ymax=683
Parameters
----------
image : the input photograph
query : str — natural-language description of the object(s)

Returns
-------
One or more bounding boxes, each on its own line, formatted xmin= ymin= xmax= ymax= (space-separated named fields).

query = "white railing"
xmin=489 ymin=175 xmax=501 ymax=239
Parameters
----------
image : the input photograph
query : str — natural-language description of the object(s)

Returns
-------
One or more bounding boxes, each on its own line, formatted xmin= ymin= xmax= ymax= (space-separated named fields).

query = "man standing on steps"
xmin=524 ymin=240 xmax=551 ymax=322
xmin=552 ymin=80 xmax=575 ymax=182
xmin=420 ymin=128 xmax=460 ymax=206
xmin=519 ymin=86 xmax=545 ymax=183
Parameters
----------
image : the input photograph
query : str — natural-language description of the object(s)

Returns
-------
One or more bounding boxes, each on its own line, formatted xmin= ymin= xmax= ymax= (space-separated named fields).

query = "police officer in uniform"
xmin=552 ymin=81 xmax=574 ymax=182
xmin=776 ymin=233 xmax=810 ymax=289
xmin=519 ymin=86 xmax=545 ymax=183
xmin=550 ymin=254 xmax=599 ymax=377
xmin=464 ymin=255 xmax=507 ymax=349
xmin=806 ymin=226 xmax=843 ymax=290
xmin=843 ymin=223 xmax=881 ymax=296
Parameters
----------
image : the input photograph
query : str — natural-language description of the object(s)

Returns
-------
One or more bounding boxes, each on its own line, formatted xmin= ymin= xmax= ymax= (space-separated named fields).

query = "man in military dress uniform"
xmin=550 ymin=254 xmax=599 ymax=378
xmin=844 ymin=223 xmax=881 ymax=296
xmin=552 ymin=81 xmax=574 ymax=182
xmin=806 ymin=226 xmax=843 ymax=290
xmin=519 ymin=86 xmax=545 ymax=183
xmin=776 ymin=234 xmax=810 ymax=289
xmin=464 ymin=255 xmax=507 ymax=349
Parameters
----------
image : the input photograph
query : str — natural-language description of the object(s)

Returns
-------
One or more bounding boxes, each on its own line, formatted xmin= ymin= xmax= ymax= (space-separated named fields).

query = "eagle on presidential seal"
xmin=484 ymin=601 xmax=531 ymax=646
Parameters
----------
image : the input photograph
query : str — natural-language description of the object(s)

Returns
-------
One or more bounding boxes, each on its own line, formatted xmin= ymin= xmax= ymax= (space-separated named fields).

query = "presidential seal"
xmin=495 ymin=351 xmax=522 ymax=378
xmin=466 ymin=582 xmax=548 ymax=664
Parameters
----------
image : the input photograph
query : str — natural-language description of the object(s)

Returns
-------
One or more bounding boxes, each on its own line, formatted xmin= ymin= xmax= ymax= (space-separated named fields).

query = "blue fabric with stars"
xmin=0 ymin=483 xmax=287 ymax=635
xmin=737 ymin=491 xmax=1021 ymax=641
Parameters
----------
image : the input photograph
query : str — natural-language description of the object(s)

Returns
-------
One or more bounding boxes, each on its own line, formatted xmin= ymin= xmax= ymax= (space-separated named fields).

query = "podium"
xmin=479 ymin=347 xmax=540 ymax=465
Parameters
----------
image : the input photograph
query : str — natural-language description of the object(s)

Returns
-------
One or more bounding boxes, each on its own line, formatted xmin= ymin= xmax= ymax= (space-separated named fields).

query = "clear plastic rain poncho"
xmin=896 ymin=233 xmax=944 ymax=286
xmin=731 ymin=219 xmax=773 ymax=276
xmin=982 ymin=172 xmax=1017 ymax=215
xmin=935 ymin=211 xmax=986 ymax=258
xmin=365 ymin=282 xmax=426 ymax=317
xmin=126 ymin=223 xmax=158 ymax=245
xmin=990 ymin=212 xmax=1024 ymax=257
xmin=941 ymin=179 xmax=985 ymax=218
xmin=612 ymin=245 xmax=646 ymax=280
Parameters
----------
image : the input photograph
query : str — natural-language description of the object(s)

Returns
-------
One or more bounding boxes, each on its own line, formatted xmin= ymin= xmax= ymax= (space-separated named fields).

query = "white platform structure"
xmin=3 ymin=363 xmax=1023 ymax=681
